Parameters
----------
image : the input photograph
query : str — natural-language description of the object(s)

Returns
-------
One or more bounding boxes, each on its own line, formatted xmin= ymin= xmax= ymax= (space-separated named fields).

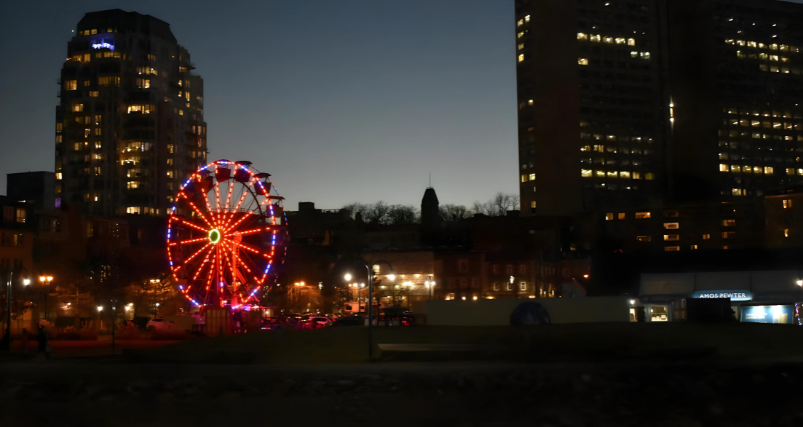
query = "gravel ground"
xmin=1 ymin=360 xmax=801 ymax=427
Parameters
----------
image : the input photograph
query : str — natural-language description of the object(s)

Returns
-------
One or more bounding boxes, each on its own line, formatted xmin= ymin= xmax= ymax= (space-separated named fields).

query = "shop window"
xmin=650 ymin=306 xmax=669 ymax=321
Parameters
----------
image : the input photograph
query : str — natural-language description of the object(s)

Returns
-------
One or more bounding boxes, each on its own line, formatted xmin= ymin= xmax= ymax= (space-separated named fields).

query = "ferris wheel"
xmin=166 ymin=160 xmax=288 ymax=310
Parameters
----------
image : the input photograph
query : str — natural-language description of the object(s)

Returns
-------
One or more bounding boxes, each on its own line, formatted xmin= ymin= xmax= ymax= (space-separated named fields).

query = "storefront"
xmin=638 ymin=270 xmax=803 ymax=324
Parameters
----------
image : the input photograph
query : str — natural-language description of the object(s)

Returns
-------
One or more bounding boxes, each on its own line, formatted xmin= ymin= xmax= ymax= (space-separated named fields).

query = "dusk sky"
xmin=0 ymin=0 xmax=519 ymax=210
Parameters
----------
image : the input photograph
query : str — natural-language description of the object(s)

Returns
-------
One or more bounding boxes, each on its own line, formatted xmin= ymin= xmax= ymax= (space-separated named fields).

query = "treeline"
xmin=343 ymin=192 xmax=520 ymax=225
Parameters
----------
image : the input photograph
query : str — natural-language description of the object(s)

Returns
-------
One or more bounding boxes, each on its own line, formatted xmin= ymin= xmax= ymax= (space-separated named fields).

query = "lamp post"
xmin=39 ymin=275 xmax=53 ymax=320
xmin=365 ymin=260 xmax=392 ymax=360
xmin=2 ymin=271 xmax=30 ymax=352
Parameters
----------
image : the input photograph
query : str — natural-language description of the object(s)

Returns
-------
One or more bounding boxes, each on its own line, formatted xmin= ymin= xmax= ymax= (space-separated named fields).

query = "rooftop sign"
xmin=91 ymin=40 xmax=114 ymax=50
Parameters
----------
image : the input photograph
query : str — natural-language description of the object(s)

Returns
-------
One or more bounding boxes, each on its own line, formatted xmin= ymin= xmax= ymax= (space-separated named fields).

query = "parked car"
xmin=305 ymin=316 xmax=332 ymax=329
xmin=331 ymin=315 xmax=364 ymax=327
xmin=146 ymin=318 xmax=176 ymax=331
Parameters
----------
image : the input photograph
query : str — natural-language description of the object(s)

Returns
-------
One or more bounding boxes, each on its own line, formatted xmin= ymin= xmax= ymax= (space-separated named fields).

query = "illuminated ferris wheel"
xmin=166 ymin=160 xmax=288 ymax=310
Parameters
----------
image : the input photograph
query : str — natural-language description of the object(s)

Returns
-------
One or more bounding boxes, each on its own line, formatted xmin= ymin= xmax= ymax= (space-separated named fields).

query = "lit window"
xmin=607 ymin=171 xmax=618 ymax=178
xmin=786 ymin=168 xmax=795 ymax=175
xmin=66 ymin=80 xmax=77 ymax=90
xmin=664 ymin=223 xmax=680 ymax=229
xmin=590 ymin=34 xmax=601 ymax=42
xmin=691 ymin=245 xmax=698 ymax=250
xmin=55 ymin=173 xmax=62 ymax=180
xmin=637 ymin=236 xmax=651 ymax=242
xmin=524 ymin=15 xmax=530 ymax=23
xmin=577 ymin=33 xmax=588 ymax=40
xmin=595 ymin=170 xmax=605 ymax=177
xmin=645 ymin=173 xmax=655 ymax=180
xmin=619 ymin=171 xmax=630 ymax=179
xmin=604 ymin=37 xmax=613 ymax=44
xmin=783 ymin=199 xmax=792 ymax=209
xmin=615 ymin=37 xmax=625 ymax=44
xmin=517 ymin=19 xmax=523 ymax=26
xmin=529 ymin=173 xmax=535 ymax=181
xmin=722 ymin=219 xmax=736 ymax=226
xmin=72 ymin=103 xmax=83 ymax=112
xmin=518 ymin=43 xmax=524 ymax=50
xmin=89 ymin=91 xmax=99 ymax=97
xmin=521 ymin=174 xmax=527 ymax=183
xmin=635 ymin=212 xmax=651 ymax=219
xmin=15 ymin=208 xmax=26 ymax=223
xmin=627 ymin=38 xmax=636 ymax=46
xmin=784 ymin=229 xmax=789 ymax=237
xmin=633 ymin=172 xmax=641 ymax=180
xmin=520 ymin=282 xmax=527 ymax=291
xmin=720 ymin=164 xmax=729 ymax=172
xmin=703 ymin=234 xmax=710 ymax=240
xmin=578 ymin=58 xmax=589 ymax=66
xmin=664 ymin=235 xmax=680 ymax=241
xmin=732 ymin=188 xmax=743 ymax=196
xmin=664 ymin=246 xmax=680 ymax=252
xmin=618 ymin=213 xmax=625 ymax=220
xmin=517 ymin=32 xmax=524 ymax=39
xmin=530 ymin=201 xmax=536 ymax=209
xmin=518 ymin=54 xmax=524 ymax=63
xmin=722 ymin=231 xmax=735 ymax=239
xmin=764 ymin=166 xmax=774 ymax=174
xmin=730 ymin=165 xmax=741 ymax=173
xmin=605 ymin=213 xmax=614 ymax=221
xmin=581 ymin=169 xmax=593 ymax=178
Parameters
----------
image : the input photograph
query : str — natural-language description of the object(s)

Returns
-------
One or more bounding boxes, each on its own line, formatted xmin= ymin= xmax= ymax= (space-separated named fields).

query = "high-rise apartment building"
xmin=515 ymin=0 xmax=803 ymax=216
xmin=56 ymin=9 xmax=207 ymax=216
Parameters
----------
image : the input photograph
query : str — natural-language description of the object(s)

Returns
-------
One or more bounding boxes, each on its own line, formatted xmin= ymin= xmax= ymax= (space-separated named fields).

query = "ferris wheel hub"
xmin=208 ymin=229 xmax=221 ymax=244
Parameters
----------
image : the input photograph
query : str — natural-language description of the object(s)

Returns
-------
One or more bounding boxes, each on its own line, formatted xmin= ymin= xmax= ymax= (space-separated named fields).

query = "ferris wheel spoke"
xmin=187 ymin=200 xmax=216 ymax=229
xmin=192 ymin=254 xmax=213 ymax=281
xmin=214 ymin=169 xmax=223 ymax=225
xmin=219 ymin=240 xmax=248 ymax=271
xmin=185 ymin=242 xmax=213 ymax=265
xmin=222 ymin=237 xmax=262 ymax=255
xmin=225 ymin=227 xmax=266 ymax=237
xmin=172 ymin=236 xmax=208 ymax=246
xmin=178 ymin=218 xmax=209 ymax=233
xmin=223 ymin=180 xmax=255 ymax=231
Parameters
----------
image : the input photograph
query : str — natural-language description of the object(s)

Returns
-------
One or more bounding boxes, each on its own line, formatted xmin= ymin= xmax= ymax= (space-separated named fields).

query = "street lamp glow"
xmin=46 ymin=276 xmax=53 ymax=281
xmin=797 ymin=279 xmax=803 ymax=287
xmin=388 ymin=274 xmax=396 ymax=281
xmin=39 ymin=276 xmax=46 ymax=282
xmin=344 ymin=273 xmax=352 ymax=281
xmin=23 ymin=279 xmax=30 ymax=286
xmin=630 ymin=299 xmax=636 ymax=305
xmin=97 ymin=306 xmax=103 ymax=312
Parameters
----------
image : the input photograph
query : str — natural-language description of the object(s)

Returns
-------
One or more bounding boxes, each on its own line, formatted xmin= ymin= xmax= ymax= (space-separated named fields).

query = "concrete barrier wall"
xmin=427 ymin=297 xmax=630 ymax=326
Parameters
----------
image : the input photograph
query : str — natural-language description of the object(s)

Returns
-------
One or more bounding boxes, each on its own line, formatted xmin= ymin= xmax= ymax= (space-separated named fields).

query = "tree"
xmin=471 ymin=192 xmax=520 ymax=217
xmin=387 ymin=205 xmax=418 ymax=225
xmin=439 ymin=204 xmax=470 ymax=222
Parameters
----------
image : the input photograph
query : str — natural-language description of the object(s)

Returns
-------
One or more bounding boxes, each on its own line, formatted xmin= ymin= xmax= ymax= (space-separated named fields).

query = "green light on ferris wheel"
xmin=209 ymin=229 xmax=221 ymax=244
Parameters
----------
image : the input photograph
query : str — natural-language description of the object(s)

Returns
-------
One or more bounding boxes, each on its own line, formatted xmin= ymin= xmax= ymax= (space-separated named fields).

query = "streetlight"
xmin=365 ymin=261 xmax=393 ymax=360
xmin=39 ymin=275 xmax=53 ymax=320
xmin=2 ymin=267 xmax=29 ymax=353
xmin=388 ymin=274 xmax=396 ymax=282
xmin=797 ymin=279 xmax=803 ymax=287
